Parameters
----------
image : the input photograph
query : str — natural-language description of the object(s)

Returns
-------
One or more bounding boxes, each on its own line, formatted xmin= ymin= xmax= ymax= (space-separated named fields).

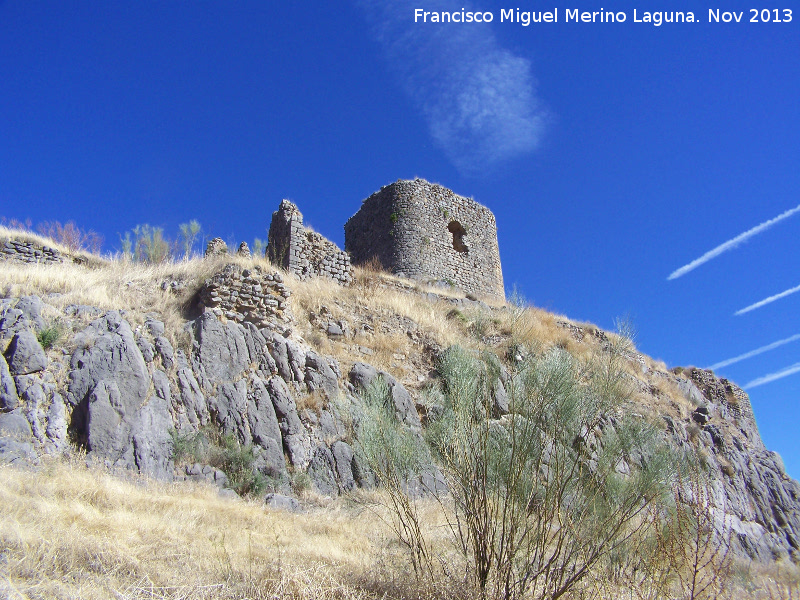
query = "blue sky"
xmin=1 ymin=2 xmax=798 ymax=476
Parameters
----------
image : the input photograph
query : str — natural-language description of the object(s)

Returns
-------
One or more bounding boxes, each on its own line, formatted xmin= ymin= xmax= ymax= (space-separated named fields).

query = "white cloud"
xmin=735 ymin=283 xmax=800 ymax=316
xmin=357 ymin=1 xmax=548 ymax=174
xmin=667 ymin=203 xmax=800 ymax=280
xmin=707 ymin=333 xmax=800 ymax=370
xmin=744 ymin=362 xmax=800 ymax=389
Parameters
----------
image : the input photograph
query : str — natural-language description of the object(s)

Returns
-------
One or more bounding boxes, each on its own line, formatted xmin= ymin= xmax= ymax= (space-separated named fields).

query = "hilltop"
xmin=0 ymin=222 xmax=799 ymax=599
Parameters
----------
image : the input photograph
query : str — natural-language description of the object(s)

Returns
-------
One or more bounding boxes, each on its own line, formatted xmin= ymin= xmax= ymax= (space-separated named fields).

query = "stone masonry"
xmin=344 ymin=179 xmax=504 ymax=301
xmin=267 ymin=200 xmax=352 ymax=285
xmin=198 ymin=263 xmax=294 ymax=331
xmin=1 ymin=239 xmax=65 ymax=265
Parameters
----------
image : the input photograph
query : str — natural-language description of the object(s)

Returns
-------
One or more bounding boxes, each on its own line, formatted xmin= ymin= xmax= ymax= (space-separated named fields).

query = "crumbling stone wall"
xmin=267 ymin=200 xmax=352 ymax=285
xmin=1 ymin=239 xmax=65 ymax=265
xmin=344 ymin=179 xmax=505 ymax=301
xmin=686 ymin=367 xmax=758 ymax=434
xmin=198 ymin=263 xmax=294 ymax=331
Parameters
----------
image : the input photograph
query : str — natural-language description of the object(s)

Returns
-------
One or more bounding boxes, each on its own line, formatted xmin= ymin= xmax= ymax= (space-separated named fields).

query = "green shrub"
xmin=36 ymin=323 xmax=64 ymax=350
xmin=210 ymin=433 xmax=267 ymax=497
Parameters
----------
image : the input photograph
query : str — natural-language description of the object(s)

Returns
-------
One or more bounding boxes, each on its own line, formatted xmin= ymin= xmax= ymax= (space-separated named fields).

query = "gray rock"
xmin=676 ymin=376 xmax=706 ymax=406
xmin=243 ymin=323 xmax=277 ymax=375
xmin=0 ymin=308 xmax=28 ymax=339
xmin=131 ymin=394 xmax=174 ymax=481
xmin=68 ymin=312 xmax=151 ymax=412
xmin=331 ymin=440 xmax=355 ymax=491
xmin=190 ymin=313 xmax=250 ymax=390
xmin=86 ymin=380 xmax=134 ymax=464
xmin=64 ymin=304 xmax=102 ymax=319
xmin=305 ymin=351 xmax=339 ymax=399
xmin=253 ymin=438 xmax=285 ymax=478
xmin=21 ymin=382 xmax=46 ymax=441
xmin=266 ymin=332 xmax=293 ymax=382
xmin=267 ymin=376 xmax=309 ymax=468
xmin=308 ymin=445 xmax=338 ymax=496
xmin=14 ymin=297 xmax=46 ymax=331
xmin=318 ymin=409 xmax=344 ymax=441
xmin=265 ymin=493 xmax=299 ymax=511
xmin=326 ymin=322 xmax=344 ymax=337
xmin=349 ymin=362 xmax=420 ymax=427
xmin=493 ymin=379 xmax=509 ymax=417
xmin=154 ymin=336 xmax=175 ymax=370
xmin=0 ymin=437 xmax=36 ymax=464
xmin=46 ymin=392 xmax=68 ymax=448
xmin=211 ymin=380 xmax=251 ymax=445
xmin=247 ymin=375 xmax=282 ymax=447
xmin=0 ymin=354 xmax=19 ymax=410
xmin=0 ymin=410 xmax=33 ymax=440
xmin=137 ymin=337 xmax=156 ymax=362
xmin=5 ymin=330 xmax=48 ymax=375
xmin=175 ymin=368 xmax=209 ymax=428
xmin=145 ymin=318 xmax=165 ymax=337
xmin=352 ymin=451 xmax=376 ymax=489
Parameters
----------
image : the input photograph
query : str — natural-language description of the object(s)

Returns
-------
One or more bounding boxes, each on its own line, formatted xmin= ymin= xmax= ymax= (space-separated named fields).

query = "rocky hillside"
xmin=0 ymin=237 xmax=798 ymax=566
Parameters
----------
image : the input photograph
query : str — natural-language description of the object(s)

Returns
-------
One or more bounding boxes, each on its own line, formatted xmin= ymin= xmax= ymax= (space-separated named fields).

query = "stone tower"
xmin=345 ymin=179 xmax=504 ymax=301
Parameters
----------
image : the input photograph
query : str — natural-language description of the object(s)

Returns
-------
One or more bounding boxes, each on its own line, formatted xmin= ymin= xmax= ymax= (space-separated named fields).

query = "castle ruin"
xmin=267 ymin=200 xmax=352 ymax=285
xmin=344 ymin=179 xmax=505 ymax=301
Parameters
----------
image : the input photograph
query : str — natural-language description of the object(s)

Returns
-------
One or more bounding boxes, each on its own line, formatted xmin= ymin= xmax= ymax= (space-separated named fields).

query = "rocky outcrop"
xmin=349 ymin=362 xmax=420 ymax=428
xmin=670 ymin=367 xmax=800 ymax=562
xmin=0 ymin=276 xmax=798 ymax=564
xmin=1 ymin=238 xmax=64 ymax=265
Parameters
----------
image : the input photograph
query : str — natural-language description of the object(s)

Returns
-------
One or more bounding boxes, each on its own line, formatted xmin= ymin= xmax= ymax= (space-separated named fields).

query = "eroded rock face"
xmin=66 ymin=312 xmax=173 ymax=479
xmin=672 ymin=368 xmax=800 ymax=562
xmin=349 ymin=362 xmax=420 ymax=427
xmin=5 ymin=331 xmax=48 ymax=375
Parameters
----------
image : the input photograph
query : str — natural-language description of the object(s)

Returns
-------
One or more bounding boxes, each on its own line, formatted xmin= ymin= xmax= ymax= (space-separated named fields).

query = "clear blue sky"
xmin=2 ymin=2 xmax=798 ymax=476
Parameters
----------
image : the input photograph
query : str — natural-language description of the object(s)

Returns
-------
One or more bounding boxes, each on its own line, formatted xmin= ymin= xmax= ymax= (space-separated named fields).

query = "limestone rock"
xmin=265 ymin=493 xmax=299 ymax=511
xmin=349 ymin=362 xmax=420 ymax=427
xmin=0 ymin=354 xmax=19 ymax=410
xmin=267 ymin=375 xmax=310 ymax=468
xmin=305 ymin=351 xmax=339 ymax=399
xmin=68 ymin=312 xmax=151 ymax=411
xmin=131 ymin=394 xmax=174 ymax=481
xmin=190 ymin=312 xmax=250 ymax=390
xmin=4 ymin=331 xmax=48 ymax=375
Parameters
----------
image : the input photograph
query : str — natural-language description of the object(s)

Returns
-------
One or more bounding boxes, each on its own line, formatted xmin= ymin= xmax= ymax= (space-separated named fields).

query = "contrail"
xmin=744 ymin=362 xmax=800 ymax=389
xmin=667 ymin=203 xmax=800 ymax=280
xmin=707 ymin=333 xmax=800 ymax=370
xmin=735 ymin=283 xmax=800 ymax=315
xmin=356 ymin=1 xmax=548 ymax=174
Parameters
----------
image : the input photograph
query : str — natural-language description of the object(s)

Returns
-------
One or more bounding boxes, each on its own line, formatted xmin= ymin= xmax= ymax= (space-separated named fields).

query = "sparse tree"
xmin=130 ymin=224 xmax=171 ymax=263
xmin=356 ymin=377 xmax=435 ymax=580
xmin=178 ymin=220 xmax=202 ymax=260
xmin=37 ymin=220 xmax=103 ymax=253
xmin=424 ymin=333 xmax=672 ymax=600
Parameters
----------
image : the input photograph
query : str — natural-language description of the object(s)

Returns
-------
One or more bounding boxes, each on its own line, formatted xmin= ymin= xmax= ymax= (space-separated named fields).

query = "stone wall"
xmin=1 ymin=239 xmax=65 ymax=265
xmin=198 ymin=263 xmax=294 ymax=331
xmin=267 ymin=200 xmax=352 ymax=285
xmin=344 ymin=179 xmax=505 ymax=301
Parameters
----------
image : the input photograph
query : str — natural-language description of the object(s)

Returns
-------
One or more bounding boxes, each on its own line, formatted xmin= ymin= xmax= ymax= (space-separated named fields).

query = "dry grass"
xmin=2 ymin=456 xmax=794 ymax=600
xmin=0 ymin=456 xmax=417 ymax=600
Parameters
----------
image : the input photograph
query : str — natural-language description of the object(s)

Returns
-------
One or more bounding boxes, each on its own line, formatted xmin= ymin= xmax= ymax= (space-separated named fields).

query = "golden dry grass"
xmin=0 ymin=456 xmax=428 ymax=600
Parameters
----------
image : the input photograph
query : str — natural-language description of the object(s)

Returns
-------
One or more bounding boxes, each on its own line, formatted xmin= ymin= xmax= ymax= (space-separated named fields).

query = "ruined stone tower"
xmin=345 ymin=179 xmax=504 ymax=300
xmin=267 ymin=200 xmax=352 ymax=285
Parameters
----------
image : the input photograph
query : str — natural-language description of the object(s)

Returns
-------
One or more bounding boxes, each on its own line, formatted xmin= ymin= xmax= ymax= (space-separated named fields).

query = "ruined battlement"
xmin=344 ymin=179 xmax=504 ymax=301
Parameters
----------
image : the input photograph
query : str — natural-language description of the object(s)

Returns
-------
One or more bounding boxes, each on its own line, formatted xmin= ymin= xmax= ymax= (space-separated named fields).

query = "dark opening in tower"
xmin=448 ymin=221 xmax=468 ymax=253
